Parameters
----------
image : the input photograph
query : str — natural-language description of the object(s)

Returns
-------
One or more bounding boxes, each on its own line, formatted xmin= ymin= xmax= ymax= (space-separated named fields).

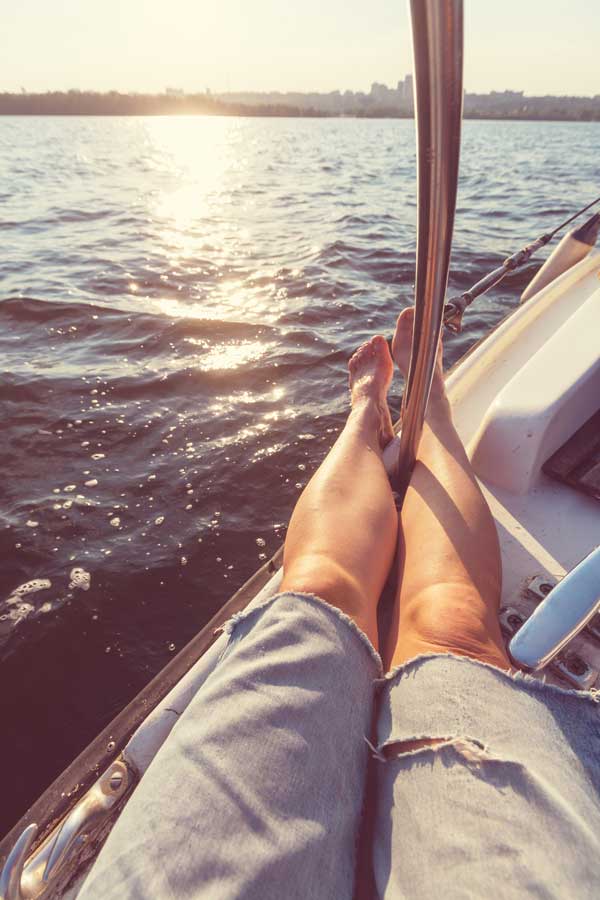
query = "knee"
xmin=399 ymin=584 xmax=510 ymax=669
xmin=280 ymin=553 xmax=378 ymax=648
xmin=281 ymin=553 xmax=364 ymax=614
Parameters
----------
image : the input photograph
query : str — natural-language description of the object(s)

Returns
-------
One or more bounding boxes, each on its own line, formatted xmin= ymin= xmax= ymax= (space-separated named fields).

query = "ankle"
xmin=425 ymin=379 xmax=451 ymax=421
xmin=350 ymin=396 xmax=382 ymax=429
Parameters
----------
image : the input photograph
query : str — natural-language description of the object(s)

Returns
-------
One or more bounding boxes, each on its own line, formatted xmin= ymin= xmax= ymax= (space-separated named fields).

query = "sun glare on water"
xmin=148 ymin=117 xmax=234 ymax=219
xmin=140 ymin=116 xmax=275 ymax=328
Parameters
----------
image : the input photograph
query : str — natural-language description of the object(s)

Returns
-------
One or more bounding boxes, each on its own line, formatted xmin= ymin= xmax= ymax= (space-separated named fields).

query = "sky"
xmin=1 ymin=0 xmax=598 ymax=97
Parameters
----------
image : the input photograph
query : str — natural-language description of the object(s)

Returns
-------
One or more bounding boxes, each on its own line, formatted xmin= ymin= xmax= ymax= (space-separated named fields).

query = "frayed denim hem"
xmin=221 ymin=590 xmax=384 ymax=677
xmin=378 ymin=650 xmax=600 ymax=704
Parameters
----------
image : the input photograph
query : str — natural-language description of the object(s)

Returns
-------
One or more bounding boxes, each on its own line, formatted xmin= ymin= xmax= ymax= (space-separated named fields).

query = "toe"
xmin=392 ymin=306 xmax=415 ymax=372
xmin=350 ymin=339 xmax=373 ymax=367
xmin=394 ymin=306 xmax=414 ymax=336
xmin=372 ymin=334 xmax=393 ymax=361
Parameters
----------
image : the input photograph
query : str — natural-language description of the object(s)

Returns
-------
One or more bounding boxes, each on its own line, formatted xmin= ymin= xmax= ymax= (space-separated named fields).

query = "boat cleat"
xmin=499 ymin=602 xmax=598 ymax=689
xmin=502 ymin=547 xmax=600 ymax=688
xmin=0 ymin=760 xmax=131 ymax=900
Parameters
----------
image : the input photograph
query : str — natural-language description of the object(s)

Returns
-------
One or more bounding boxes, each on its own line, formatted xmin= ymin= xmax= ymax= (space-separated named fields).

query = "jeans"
xmin=78 ymin=591 xmax=600 ymax=899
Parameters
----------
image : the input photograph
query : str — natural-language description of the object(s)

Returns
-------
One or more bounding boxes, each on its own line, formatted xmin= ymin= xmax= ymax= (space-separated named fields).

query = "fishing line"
xmin=547 ymin=193 xmax=600 ymax=239
xmin=443 ymin=191 xmax=600 ymax=332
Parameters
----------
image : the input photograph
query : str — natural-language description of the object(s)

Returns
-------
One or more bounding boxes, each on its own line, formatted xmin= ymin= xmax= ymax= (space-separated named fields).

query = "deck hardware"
xmin=0 ymin=824 xmax=37 ymax=900
xmin=525 ymin=575 xmax=558 ymax=602
xmin=524 ymin=575 xmax=600 ymax=640
xmin=109 ymin=771 xmax=123 ymax=791
xmin=552 ymin=652 xmax=597 ymax=691
xmin=2 ymin=761 xmax=130 ymax=899
xmin=507 ymin=613 xmax=524 ymax=632
xmin=509 ymin=547 xmax=600 ymax=671
xmin=502 ymin=587 xmax=598 ymax=689
xmin=444 ymin=235 xmax=550 ymax=333
xmin=585 ymin=612 xmax=600 ymax=643
xmin=499 ymin=607 xmax=526 ymax=639
xmin=562 ymin=654 xmax=588 ymax=677
xmin=41 ymin=761 xmax=129 ymax=885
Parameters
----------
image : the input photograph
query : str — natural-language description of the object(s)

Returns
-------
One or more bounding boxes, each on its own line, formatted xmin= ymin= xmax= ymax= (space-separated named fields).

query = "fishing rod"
xmin=443 ymin=194 xmax=600 ymax=333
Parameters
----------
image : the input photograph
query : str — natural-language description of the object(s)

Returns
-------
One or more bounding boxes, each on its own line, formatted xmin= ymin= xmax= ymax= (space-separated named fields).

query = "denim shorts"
xmin=78 ymin=591 xmax=600 ymax=899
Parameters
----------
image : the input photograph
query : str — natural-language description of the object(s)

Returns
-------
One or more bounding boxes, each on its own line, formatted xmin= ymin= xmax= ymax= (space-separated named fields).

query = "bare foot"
xmin=391 ymin=306 xmax=444 ymax=395
xmin=348 ymin=335 xmax=395 ymax=447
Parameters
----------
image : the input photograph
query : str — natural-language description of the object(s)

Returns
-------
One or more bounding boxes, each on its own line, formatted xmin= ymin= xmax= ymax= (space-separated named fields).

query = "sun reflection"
xmin=252 ymin=442 xmax=287 ymax=461
xmin=138 ymin=117 xmax=285 ymax=324
xmin=145 ymin=117 xmax=235 ymax=203
xmin=183 ymin=338 xmax=273 ymax=372
xmin=151 ymin=283 xmax=286 ymax=324
xmin=141 ymin=118 xmax=240 ymax=269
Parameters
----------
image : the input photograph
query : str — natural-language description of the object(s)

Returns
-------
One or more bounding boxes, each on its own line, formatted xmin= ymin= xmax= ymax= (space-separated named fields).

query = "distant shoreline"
xmin=2 ymin=111 xmax=599 ymax=123
xmin=2 ymin=114 xmax=598 ymax=122
xmin=1 ymin=91 xmax=599 ymax=122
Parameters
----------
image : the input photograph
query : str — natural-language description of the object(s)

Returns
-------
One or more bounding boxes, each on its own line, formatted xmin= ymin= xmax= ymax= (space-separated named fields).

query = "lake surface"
xmin=1 ymin=116 xmax=598 ymax=835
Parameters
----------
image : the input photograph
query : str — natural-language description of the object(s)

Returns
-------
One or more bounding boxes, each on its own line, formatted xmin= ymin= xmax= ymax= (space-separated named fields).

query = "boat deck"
xmin=450 ymin=251 xmax=600 ymax=596
xmin=483 ymin=474 xmax=598 ymax=605
xmin=454 ymin=251 xmax=600 ymax=683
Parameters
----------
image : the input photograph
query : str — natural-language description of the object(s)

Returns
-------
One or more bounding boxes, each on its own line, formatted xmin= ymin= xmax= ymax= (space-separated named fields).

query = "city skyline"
xmin=1 ymin=0 xmax=598 ymax=98
xmin=3 ymin=79 xmax=599 ymax=121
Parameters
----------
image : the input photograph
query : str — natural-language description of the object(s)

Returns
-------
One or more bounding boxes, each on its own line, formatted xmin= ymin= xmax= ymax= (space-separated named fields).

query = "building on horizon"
xmin=398 ymin=74 xmax=413 ymax=102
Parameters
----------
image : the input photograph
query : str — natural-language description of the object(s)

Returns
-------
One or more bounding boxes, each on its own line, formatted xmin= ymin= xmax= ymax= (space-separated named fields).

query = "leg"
xmin=281 ymin=334 xmax=398 ymax=650
xmin=372 ymin=311 xmax=599 ymax=900
xmin=385 ymin=308 xmax=509 ymax=671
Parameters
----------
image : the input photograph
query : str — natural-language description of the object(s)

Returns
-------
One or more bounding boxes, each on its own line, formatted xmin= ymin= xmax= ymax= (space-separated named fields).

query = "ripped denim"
xmin=79 ymin=592 xmax=600 ymax=900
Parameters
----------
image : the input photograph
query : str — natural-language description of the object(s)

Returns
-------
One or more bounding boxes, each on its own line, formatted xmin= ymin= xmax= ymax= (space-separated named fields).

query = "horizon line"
xmin=3 ymin=83 xmax=599 ymax=101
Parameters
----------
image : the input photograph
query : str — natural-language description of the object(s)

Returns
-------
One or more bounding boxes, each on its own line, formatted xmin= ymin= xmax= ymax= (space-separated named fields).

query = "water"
xmin=1 ymin=116 xmax=597 ymax=836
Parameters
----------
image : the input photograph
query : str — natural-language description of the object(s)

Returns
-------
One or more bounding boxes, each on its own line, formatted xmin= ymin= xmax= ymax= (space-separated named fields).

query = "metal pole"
xmin=391 ymin=0 xmax=464 ymax=493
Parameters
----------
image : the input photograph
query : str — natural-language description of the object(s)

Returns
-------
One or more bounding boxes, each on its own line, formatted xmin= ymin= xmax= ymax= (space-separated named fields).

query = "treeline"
xmin=0 ymin=91 xmax=328 ymax=117
xmin=1 ymin=90 xmax=599 ymax=121
xmin=463 ymin=96 xmax=600 ymax=122
xmin=466 ymin=109 xmax=600 ymax=121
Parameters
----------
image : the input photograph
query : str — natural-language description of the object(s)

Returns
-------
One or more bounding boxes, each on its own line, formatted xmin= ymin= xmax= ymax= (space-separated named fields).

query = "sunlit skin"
xmin=281 ymin=307 xmax=509 ymax=670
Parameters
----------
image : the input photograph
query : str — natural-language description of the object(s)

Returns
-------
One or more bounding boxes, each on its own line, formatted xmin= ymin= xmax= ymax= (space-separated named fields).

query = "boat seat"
xmin=469 ymin=287 xmax=600 ymax=495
